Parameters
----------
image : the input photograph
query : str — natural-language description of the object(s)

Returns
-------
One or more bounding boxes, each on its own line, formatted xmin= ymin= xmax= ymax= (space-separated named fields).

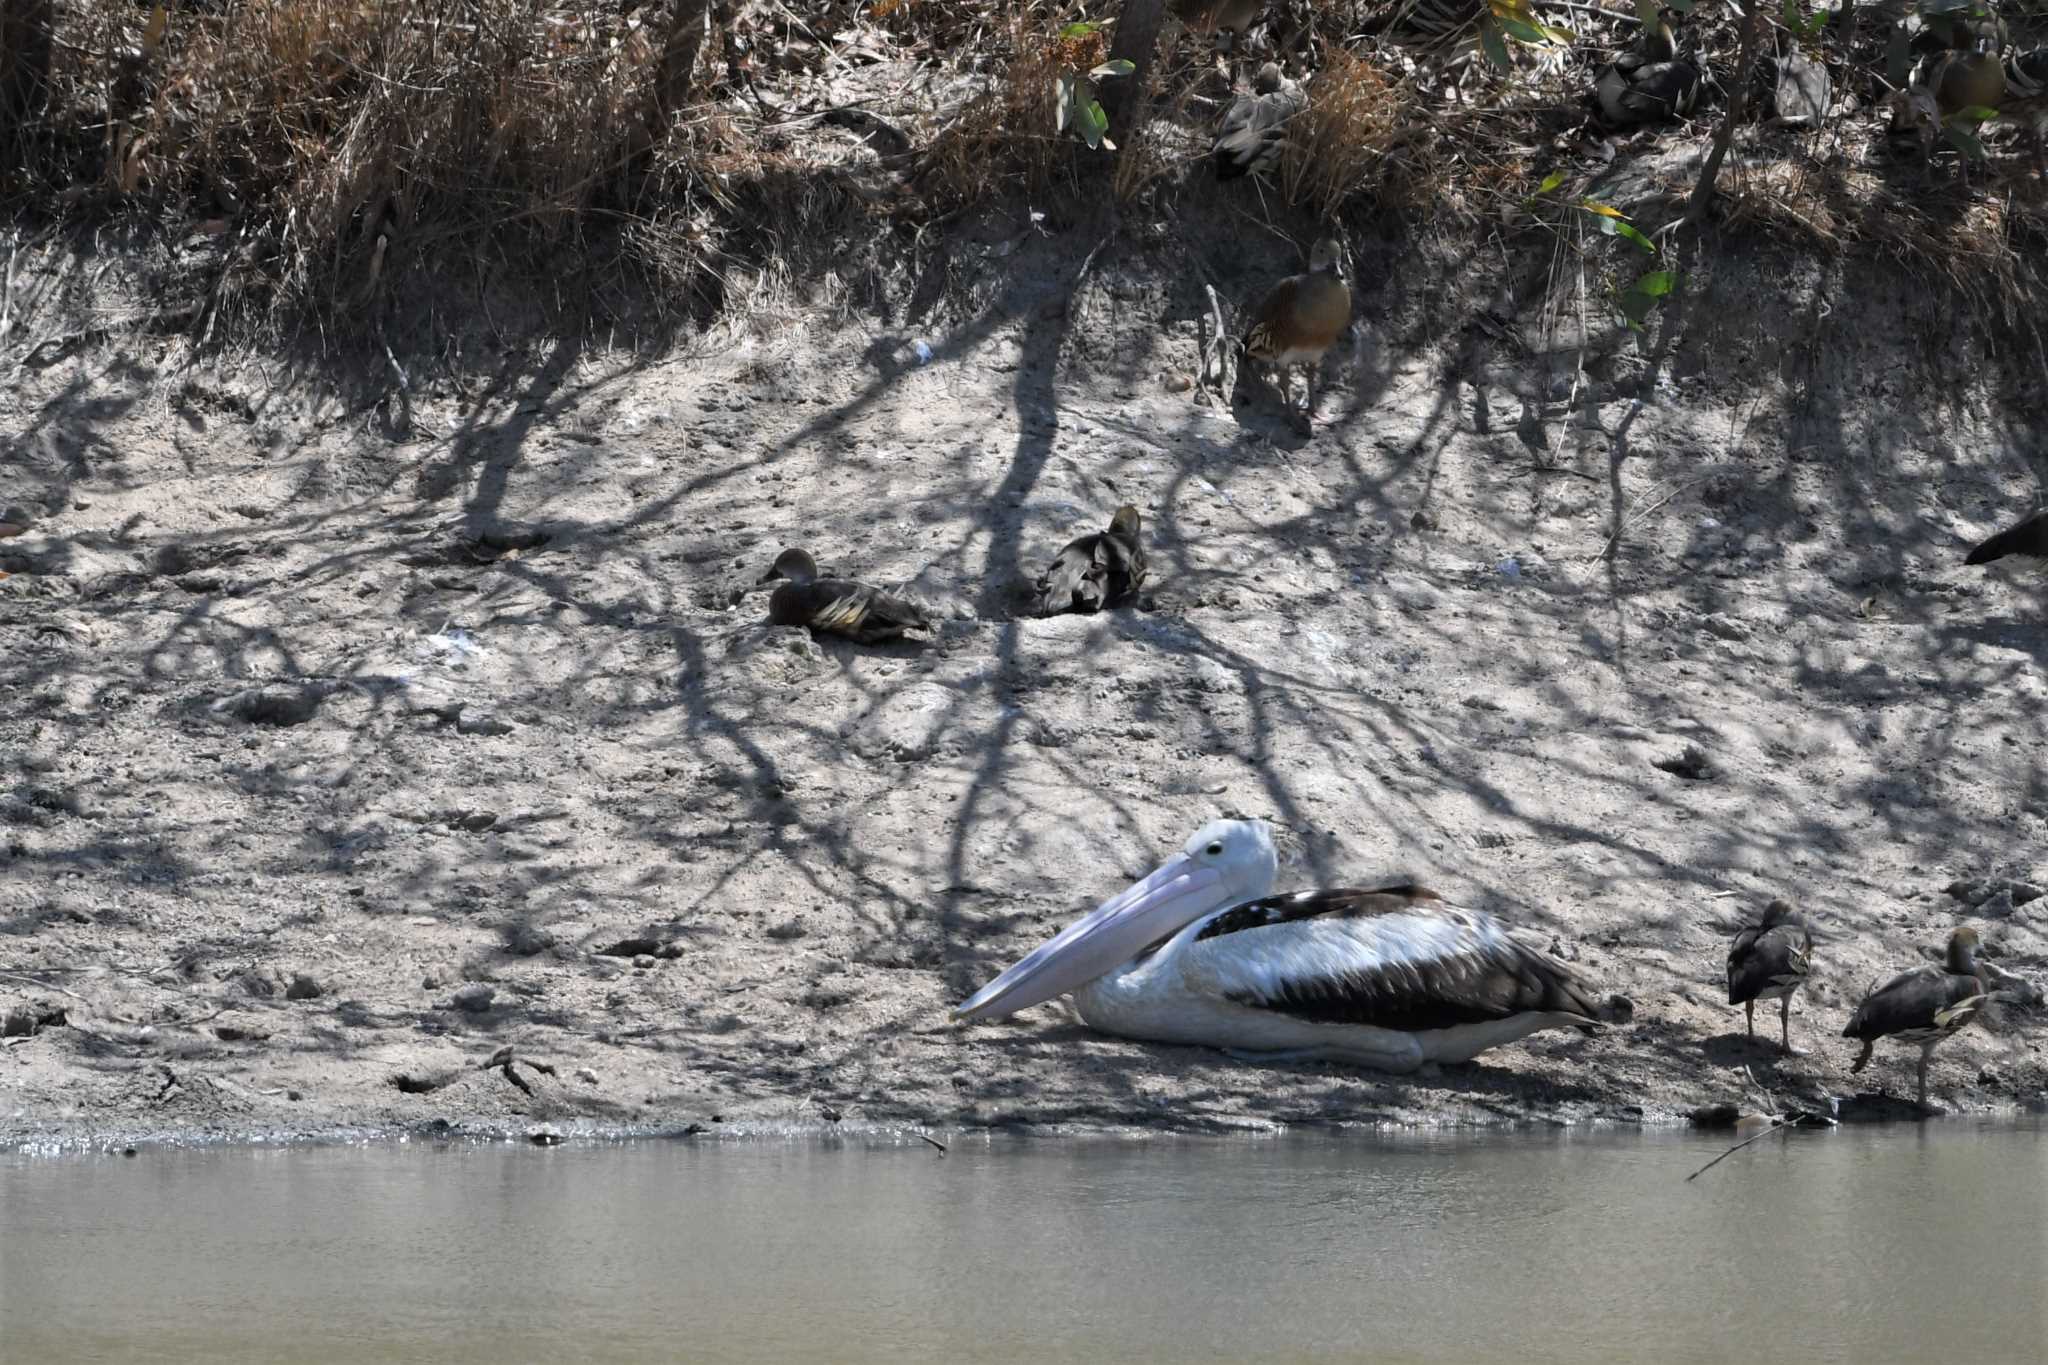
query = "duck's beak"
xmin=951 ymin=854 xmax=1229 ymax=1022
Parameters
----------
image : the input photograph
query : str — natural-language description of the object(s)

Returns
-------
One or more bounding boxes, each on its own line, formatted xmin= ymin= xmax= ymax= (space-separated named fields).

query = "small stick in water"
xmin=1685 ymin=1113 xmax=1804 ymax=1182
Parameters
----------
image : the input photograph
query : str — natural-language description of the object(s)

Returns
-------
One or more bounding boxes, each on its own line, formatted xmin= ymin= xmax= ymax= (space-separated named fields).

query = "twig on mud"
xmin=1602 ymin=475 xmax=1700 ymax=561
xmin=915 ymin=1132 xmax=947 ymax=1155
xmin=1200 ymin=283 xmax=1229 ymax=396
xmin=1545 ymin=1 xmax=1641 ymax=21
xmin=379 ymin=321 xmax=411 ymax=392
xmin=194 ymin=224 xmax=248 ymax=352
xmin=0 ymin=970 xmax=85 ymax=1001
xmin=0 ymin=231 xmax=17 ymax=344
xmin=1074 ymin=230 xmax=1113 ymax=289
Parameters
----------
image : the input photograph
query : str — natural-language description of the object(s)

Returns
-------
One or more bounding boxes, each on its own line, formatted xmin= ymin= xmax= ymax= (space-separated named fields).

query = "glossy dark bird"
xmin=1213 ymin=62 xmax=1305 ymax=182
xmin=758 ymin=548 xmax=932 ymax=644
xmin=1239 ymin=236 xmax=1351 ymax=431
xmin=1726 ymin=899 xmax=1813 ymax=1055
xmin=1843 ymin=926 xmax=1989 ymax=1113
xmin=1965 ymin=507 xmax=2048 ymax=566
xmin=1034 ymin=505 xmax=1146 ymax=617
xmin=1594 ymin=12 xmax=1702 ymax=128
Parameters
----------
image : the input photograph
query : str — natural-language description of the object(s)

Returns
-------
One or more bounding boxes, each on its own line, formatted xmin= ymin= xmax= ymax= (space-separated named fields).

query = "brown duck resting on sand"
xmin=1033 ymin=505 xmax=1147 ymax=617
xmin=1842 ymin=926 xmax=1990 ymax=1113
xmin=1963 ymin=507 xmax=2048 ymax=568
xmin=1726 ymin=898 xmax=1813 ymax=1055
xmin=1238 ymin=236 xmax=1351 ymax=432
xmin=1593 ymin=11 xmax=1702 ymax=129
xmin=1213 ymin=62 xmax=1304 ymax=182
xmin=1888 ymin=40 xmax=2007 ymax=161
xmin=758 ymin=548 xmax=932 ymax=644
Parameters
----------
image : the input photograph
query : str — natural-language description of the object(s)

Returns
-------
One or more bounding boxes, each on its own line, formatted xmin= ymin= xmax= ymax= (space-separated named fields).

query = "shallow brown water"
xmin=4 ymin=1122 xmax=2045 ymax=1363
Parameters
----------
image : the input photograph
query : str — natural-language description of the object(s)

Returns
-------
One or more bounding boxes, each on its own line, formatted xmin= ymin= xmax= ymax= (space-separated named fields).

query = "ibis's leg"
xmin=1779 ymin=996 xmax=1806 ymax=1056
xmin=1916 ymin=1044 xmax=1938 ymax=1114
xmin=1745 ymin=1000 xmax=1755 ymax=1037
xmin=1849 ymin=1039 xmax=1874 ymax=1074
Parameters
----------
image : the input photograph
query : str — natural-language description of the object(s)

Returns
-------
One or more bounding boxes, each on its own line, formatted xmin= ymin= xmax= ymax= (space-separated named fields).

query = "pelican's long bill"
xmin=951 ymin=855 xmax=1229 ymax=1023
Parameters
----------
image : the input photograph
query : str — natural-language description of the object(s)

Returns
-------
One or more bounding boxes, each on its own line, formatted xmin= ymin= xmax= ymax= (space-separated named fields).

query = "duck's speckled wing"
xmin=771 ymin=579 xmax=931 ymax=642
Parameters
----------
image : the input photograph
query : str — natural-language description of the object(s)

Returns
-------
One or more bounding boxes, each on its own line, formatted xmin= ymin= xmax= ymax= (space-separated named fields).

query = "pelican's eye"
xmin=1205 ymin=841 xmax=1224 ymax=857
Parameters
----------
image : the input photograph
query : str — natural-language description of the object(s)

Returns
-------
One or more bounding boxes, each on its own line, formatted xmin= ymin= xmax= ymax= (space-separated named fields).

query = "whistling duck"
xmin=1238 ymin=237 xmax=1352 ymax=432
xmin=758 ymin=548 xmax=932 ymax=644
xmin=1033 ymin=505 xmax=1147 ymax=617
xmin=1594 ymin=11 xmax=1703 ymax=128
xmin=1213 ymin=61 xmax=1305 ymax=181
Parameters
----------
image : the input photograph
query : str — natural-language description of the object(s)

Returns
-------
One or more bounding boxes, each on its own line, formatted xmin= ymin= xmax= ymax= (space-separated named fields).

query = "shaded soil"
xmin=3 ymin=212 xmax=2047 ymax=1152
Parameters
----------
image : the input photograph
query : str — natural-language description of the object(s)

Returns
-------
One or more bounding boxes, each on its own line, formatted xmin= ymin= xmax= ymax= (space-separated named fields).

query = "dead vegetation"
xmin=1 ymin=0 xmax=2047 ymax=352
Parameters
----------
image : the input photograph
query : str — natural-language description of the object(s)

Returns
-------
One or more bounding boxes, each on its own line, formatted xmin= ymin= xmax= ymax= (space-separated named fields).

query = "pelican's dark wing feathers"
xmin=1184 ymin=887 xmax=1603 ymax=1033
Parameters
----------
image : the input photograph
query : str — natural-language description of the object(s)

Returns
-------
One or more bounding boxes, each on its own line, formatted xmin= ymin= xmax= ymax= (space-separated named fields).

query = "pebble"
xmin=451 ymin=984 xmax=495 ymax=1013
xmin=285 ymin=973 xmax=324 ymax=1000
xmin=456 ymin=707 xmax=515 ymax=736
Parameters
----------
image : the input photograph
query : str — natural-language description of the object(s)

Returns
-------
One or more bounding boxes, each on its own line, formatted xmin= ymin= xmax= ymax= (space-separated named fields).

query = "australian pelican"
xmin=952 ymin=819 xmax=1606 ymax=1074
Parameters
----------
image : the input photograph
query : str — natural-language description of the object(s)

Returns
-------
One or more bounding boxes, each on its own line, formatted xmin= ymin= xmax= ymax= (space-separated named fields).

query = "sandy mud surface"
xmin=3 ymin=226 xmax=2046 ymax=1150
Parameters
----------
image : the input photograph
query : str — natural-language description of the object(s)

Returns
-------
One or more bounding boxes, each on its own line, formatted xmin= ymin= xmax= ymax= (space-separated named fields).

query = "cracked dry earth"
xmin=2 ymin=237 xmax=2047 ymax=1150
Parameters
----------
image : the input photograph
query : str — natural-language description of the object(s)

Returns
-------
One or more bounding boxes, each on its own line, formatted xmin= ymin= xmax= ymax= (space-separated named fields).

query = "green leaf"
xmin=1944 ymin=123 xmax=1988 ymax=160
xmin=1499 ymin=17 xmax=1547 ymax=43
xmin=1089 ymin=59 xmax=1136 ymax=78
xmin=1950 ymin=105 xmax=1998 ymax=124
xmin=1059 ymin=21 xmax=1103 ymax=38
xmin=1535 ymin=169 xmax=1567 ymax=196
xmin=1577 ymin=198 xmax=1625 ymax=219
xmin=1078 ymin=99 xmax=1110 ymax=150
xmin=1612 ymin=221 xmax=1657 ymax=253
xmin=1618 ymin=276 xmax=1673 ymax=330
xmin=1479 ymin=19 xmax=1510 ymax=69
xmin=1662 ymin=0 xmax=1693 ymax=12
xmin=1538 ymin=23 xmax=1578 ymax=42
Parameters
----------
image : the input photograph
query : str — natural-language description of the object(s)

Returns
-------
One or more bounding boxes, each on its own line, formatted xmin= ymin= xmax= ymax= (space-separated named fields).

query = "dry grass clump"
xmin=917 ymin=17 xmax=1073 ymax=212
xmin=7 ymin=1 xmax=767 ymax=327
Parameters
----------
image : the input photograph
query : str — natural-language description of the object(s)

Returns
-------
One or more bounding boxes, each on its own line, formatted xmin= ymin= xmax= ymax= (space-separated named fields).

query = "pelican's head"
xmin=951 ymin=818 xmax=1278 ymax=1023
xmin=760 ymin=548 xmax=819 ymax=585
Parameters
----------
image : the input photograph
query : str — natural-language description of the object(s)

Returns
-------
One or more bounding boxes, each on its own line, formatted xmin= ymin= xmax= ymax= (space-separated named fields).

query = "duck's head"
xmin=760 ymin=548 xmax=819 ymax=585
xmin=1109 ymin=504 xmax=1142 ymax=538
xmin=1308 ymin=236 xmax=1345 ymax=276
xmin=1251 ymin=61 xmax=1284 ymax=95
